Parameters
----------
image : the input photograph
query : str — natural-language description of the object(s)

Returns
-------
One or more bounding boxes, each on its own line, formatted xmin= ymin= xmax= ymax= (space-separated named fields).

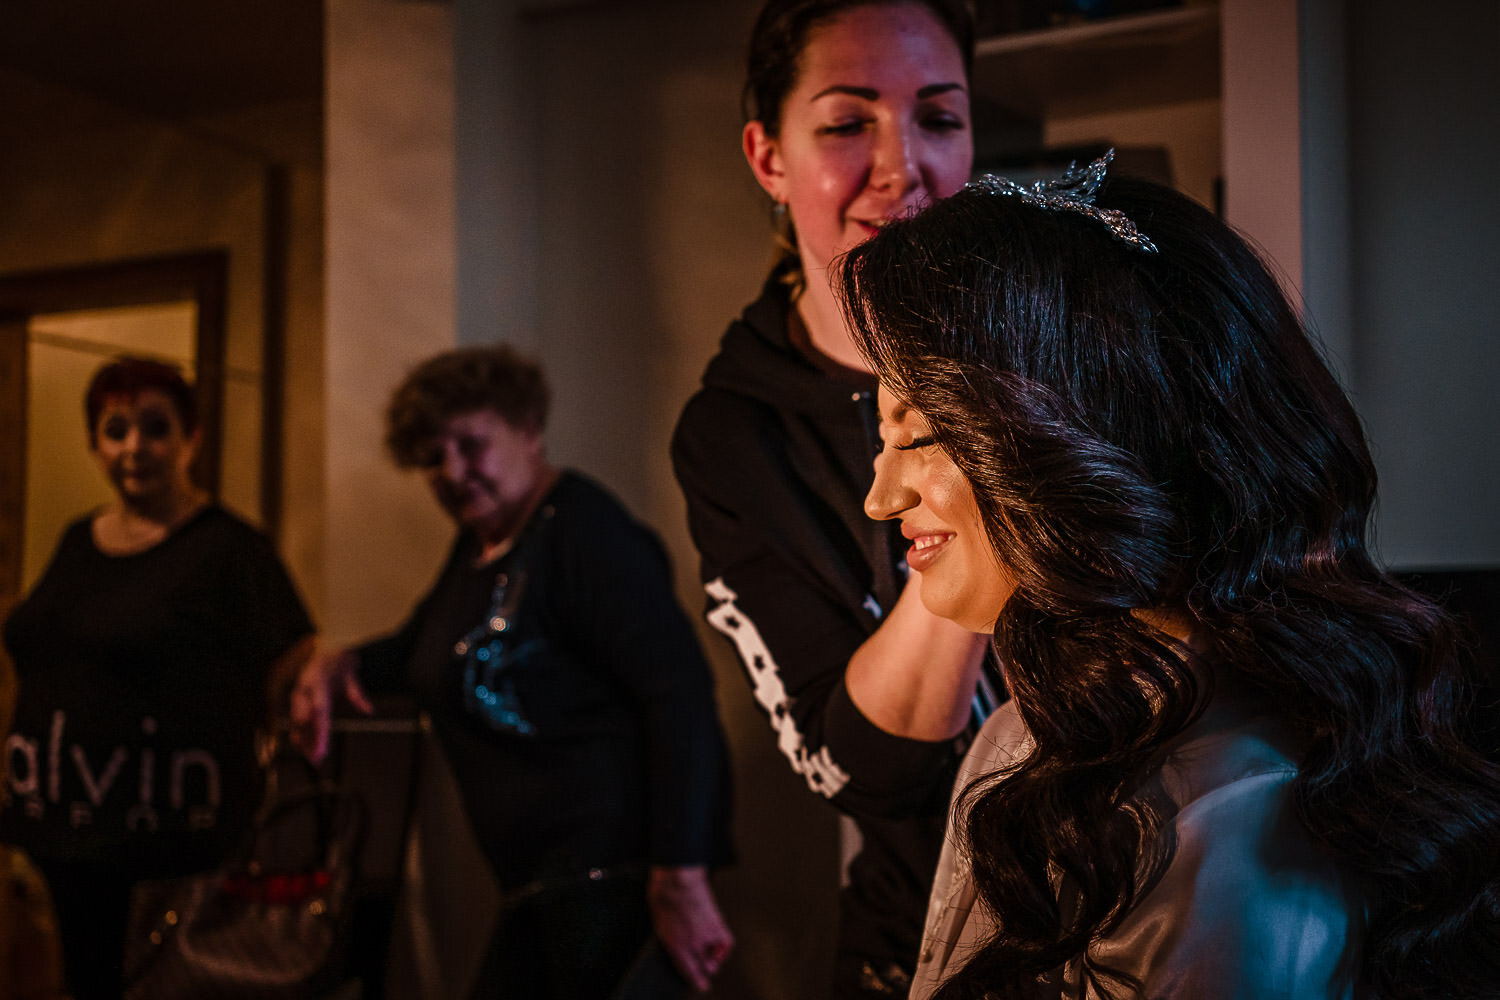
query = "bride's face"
xmin=866 ymin=384 xmax=1014 ymax=633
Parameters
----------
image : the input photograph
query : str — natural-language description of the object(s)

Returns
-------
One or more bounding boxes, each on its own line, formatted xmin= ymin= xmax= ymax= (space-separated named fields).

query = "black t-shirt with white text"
xmin=2 ymin=506 xmax=314 ymax=878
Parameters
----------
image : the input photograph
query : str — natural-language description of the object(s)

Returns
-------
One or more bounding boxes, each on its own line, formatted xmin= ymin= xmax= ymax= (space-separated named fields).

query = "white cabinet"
xmin=970 ymin=1 xmax=1303 ymax=298
xmin=970 ymin=3 xmax=1223 ymax=213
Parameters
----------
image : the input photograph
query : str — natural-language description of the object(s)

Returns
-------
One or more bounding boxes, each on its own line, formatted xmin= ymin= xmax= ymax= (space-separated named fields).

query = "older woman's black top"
xmin=356 ymin=471 xmax=731 ymax=888
xmin=2 ymin=505 xmax=314 ymax=876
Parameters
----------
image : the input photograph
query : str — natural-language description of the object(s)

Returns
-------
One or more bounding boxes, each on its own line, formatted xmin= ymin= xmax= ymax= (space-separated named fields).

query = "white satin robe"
xmin=911 ymin=698 xmax=1365 ymax=999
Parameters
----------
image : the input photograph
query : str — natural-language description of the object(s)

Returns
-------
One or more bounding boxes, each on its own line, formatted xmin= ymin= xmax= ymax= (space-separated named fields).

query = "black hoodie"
xmin=672 ymin=269 xmax=966 ymax=988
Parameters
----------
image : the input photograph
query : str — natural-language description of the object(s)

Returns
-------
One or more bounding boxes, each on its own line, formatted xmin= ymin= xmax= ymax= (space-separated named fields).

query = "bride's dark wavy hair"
xmin=837 ymin=177 xmax=1500 ymax=998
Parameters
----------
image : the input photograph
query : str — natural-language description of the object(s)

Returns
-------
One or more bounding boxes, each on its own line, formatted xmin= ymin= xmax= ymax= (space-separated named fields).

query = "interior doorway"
xmin=0 ymin=251 xmax=226 ymax=605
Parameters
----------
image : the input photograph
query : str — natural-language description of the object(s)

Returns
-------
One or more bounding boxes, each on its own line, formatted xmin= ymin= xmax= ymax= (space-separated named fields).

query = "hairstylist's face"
xmin=866 ymin=384 xmax=1013 ymax=633
xmin=92 ymin=389 xmax=199 ymax=506
xmin=418 ymin=409 xmax=544 ymax=542
xmin=744 ymin=3 xmax=973 ymax=288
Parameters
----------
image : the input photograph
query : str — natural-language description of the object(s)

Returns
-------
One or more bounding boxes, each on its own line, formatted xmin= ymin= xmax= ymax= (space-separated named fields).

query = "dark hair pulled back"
xmin=742 ymin=0 xmax=974 ymax=136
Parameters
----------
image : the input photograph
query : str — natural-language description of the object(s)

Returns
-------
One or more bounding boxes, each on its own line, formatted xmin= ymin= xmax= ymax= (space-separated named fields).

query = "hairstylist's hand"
xmin=288 ymin=647 xmax=372 ymax=764
xmin=647 ymin=865 xmax=734 ymax=992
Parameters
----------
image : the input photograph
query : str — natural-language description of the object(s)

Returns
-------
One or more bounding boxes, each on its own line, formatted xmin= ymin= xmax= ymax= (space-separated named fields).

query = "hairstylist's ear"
xmin=743 ymin=120 xmax=786 ymax=202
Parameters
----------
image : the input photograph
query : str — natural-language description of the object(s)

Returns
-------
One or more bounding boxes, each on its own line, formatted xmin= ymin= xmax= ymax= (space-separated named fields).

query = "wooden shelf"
xmin=972 ymin=4 xmax=1221 ymax=121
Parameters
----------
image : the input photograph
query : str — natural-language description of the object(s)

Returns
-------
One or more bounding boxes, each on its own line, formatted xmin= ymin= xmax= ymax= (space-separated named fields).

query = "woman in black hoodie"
xmin=671 ymin=2 xmax=994 ymax=995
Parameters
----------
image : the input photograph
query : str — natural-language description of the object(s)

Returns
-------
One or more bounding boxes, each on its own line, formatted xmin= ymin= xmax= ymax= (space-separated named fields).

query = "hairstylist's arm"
xmin=845 ymin=574 xmax=989 ymax=740
xmin=288 ymin=646 xmax=373 ymax=764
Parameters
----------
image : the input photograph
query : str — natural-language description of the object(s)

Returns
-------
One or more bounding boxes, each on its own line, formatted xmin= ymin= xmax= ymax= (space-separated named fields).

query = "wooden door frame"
xmin=0 ymin=250 xmax=228 ymax=602
xmin=0 ymin=316 xmax=25 ymax=605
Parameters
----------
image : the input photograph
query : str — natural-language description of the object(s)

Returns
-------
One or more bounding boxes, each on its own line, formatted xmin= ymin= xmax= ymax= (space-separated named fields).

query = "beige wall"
xmin=1045 ymin=98 xmax=1221 ymax=214
xmin=468 ymin=3 xmax=843 ymax=996
xmin=322 ymin=0 xmax=458 ymax=645
xmin=2 ymin=6 xmax=840 ymax=995
xmin=1222 ymin=0 xmax=1303 ymax=298
xmin=0 ymin=69 xmax=327 ymax=566
xmin=1334 ymin=0 xmax=1500 ymax=567
xmin=321 ymin=4 xmax=844 ymax=994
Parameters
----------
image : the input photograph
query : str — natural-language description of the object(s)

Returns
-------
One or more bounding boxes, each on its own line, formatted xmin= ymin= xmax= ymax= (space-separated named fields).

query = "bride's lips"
xmin=904 ymin=531 xmax=954 ymax=573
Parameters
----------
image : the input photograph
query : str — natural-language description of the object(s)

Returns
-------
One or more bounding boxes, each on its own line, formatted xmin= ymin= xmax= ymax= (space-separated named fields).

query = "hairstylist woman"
xmin=846 ymin=164 xmax=1500 ymax=999
xmin=670 ymin=2 xmax=993 ymax=994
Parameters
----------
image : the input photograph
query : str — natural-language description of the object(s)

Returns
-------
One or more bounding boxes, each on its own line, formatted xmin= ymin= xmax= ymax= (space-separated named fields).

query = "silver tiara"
xmin=973 ymin=149 xmax=1158 ymax=253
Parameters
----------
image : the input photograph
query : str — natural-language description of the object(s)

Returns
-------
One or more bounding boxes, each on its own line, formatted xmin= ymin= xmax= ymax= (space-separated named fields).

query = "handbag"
xmin=123 ymin=753 xmax=366 ymax=1000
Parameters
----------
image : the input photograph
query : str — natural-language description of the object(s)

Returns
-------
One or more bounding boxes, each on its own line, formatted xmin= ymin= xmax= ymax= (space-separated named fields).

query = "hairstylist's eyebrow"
xmin=917 ymin=82 xmax=966 ymax=99
xmin=811 ymin=84 xmax=878 ymax=102
xmin=809 ymin=82 xmax=966 ymax=102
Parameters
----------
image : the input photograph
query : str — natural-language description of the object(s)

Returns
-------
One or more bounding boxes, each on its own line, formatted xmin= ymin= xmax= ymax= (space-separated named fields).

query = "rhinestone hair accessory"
xmin=974 ymin=149 xmax=1158 ymax=253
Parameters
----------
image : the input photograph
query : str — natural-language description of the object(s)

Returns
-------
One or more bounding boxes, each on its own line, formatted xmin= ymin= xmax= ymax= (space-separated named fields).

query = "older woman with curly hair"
xmin=840 ymin=163 xmax=1500 ymax=999
xmin=292 ymin=344 xmax=734 ymax=999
